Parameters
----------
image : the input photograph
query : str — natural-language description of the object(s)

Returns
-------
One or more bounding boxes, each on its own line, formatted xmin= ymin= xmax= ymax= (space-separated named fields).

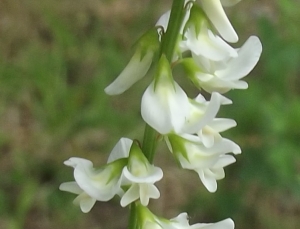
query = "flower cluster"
xmin=60 ymin=0 xmax=262 ymax=228
xmin=60 ymin=138 xmax=163 ymax=212
xmin=105 ymin=0 xmax=262 ymax=193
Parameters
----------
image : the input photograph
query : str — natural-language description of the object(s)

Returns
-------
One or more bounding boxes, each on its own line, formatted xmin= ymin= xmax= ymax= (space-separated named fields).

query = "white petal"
xmin=184 ymin=27 xmax=237 ymax=61
xmin=208 ymin=118 xmax=236 ymax=132
xmin=141 ymin=81 xmax=189 ymax=134
xmin=229 ymin=80 xmax=248 ymax=89
xmin=139 ymin=184 xmax=160 ymax=206
xmin=194 ymin=218 xmax=235 ymax=229
xmin=183 ymin=92 xmax=226 ymax=133
xmin=192 ymin=52 xmax=212 ymax=72
xmin=178 ymin=153 xmax=219 ymax=170
xmin=201 ymin=0 xmax=238 ymax=43
xmin=215 ymin=36 xmax=262 ymax=80
xmin=122 ymin=166 xmax=163 ymax=183
xmin=213 ymin=218 xmax=235 ymax=229
xmin=199 ymin=77 xmax=248 ymax=93
xmin=200 ymin=128 xmax=216 ymax=147
xmin=213 ymin=155 xmax=236 ymax=168
xmin=120 ymin=184 xmax=139 ymax=207
xmin=73 ymin=162 xmax=121 ymax=201
xmin=77 ymin=174 xmax=117 ymax=201
xmin=73 ymin=192 xmax=96 ymax=213
xmin=194 ymin=94 xmax=207 ymax=103
xmin=196 ymin=72 xmax=215 ymax=82
xmin=64 ymin=157 xmax=92 ymax=169
xmin=59 ymin=181 xmax=82 ymax=195
xmin=218 ymin=94 xmax=232 ymax=105
xmin=212 ymin=138 xmax=241 ymax=154
xmin=105 ymin=51 xmax=153 ymax=95
xmin=171 ymin=212 xmax=190 ymax=226
xmin=156 ymin=10 xmax=170 ymax=31
xmin=210 ymin=167 xmax=225 ymax=180
xmin=107 ymin=138 xmax=133 ymax=163
xmin=197 ymin=169 xmax=218 ymax=192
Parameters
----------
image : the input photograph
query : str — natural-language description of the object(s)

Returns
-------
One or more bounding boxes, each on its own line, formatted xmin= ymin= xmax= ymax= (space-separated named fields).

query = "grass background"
xmin=0 ymin=0 xmax=299 ymax=228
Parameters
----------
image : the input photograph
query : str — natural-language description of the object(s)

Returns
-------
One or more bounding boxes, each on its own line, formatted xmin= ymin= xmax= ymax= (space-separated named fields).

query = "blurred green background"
xmin=0 ymin=0 xmax=299 ymax=228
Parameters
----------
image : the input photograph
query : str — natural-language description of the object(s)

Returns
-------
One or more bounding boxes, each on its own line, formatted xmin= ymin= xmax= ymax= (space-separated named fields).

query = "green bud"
xmin=183 ymin=4 xmax=208 ymax=37
xmin=134 ymin=28 xmax=160 ymax=61
xmin=106 ymin=158 xmax=128 ymax=183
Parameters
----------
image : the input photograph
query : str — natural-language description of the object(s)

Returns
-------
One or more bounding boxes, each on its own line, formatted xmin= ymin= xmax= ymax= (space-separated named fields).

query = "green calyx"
xmin=127 ymin=141 xmax=150 ymax=175
xmin=105 ymin=158 xmax=128 ymax=183
xmin=183 ymin=4 xmax=207 ymax=37
xmin=134 ymin=28 xmax=160 ymax=61
xmin=153 ymin=55 xmax=175 ymax=91
xmin=136 ymin=203 xmax=157 ymax=228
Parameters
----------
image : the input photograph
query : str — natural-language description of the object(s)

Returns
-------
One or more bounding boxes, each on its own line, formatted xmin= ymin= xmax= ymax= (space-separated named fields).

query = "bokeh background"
xmin=0 ymin=0 xmax=299 ymax=228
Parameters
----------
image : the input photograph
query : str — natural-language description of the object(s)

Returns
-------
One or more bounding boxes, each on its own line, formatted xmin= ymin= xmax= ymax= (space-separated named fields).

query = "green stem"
xmin=130 ymin=1 xmax=186 ymax=229
xmin=128 ymin=203 xmax=137 ymax=229
xmin=141 ymin=0 xmax=186 ymax=163
xmin=160 ymin=0 xmax=186 ymax=62
xmin=142 ymin=124 xmax=158 ymax=163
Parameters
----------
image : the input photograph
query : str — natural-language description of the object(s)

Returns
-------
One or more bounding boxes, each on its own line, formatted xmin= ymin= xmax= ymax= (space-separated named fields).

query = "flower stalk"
xmin=160 ymin=0 xmax=186 ymax=62
xmin=142 ymin=0 xmax=186 ymax=163
xmin=60 ymin=0 xmax=262 ymax=229
xmin=138 ymin=2 xmax=186 ymax=228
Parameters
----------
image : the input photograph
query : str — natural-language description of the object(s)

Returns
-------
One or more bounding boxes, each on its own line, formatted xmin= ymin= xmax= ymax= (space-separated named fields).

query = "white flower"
xmin=190 ymin=218 xmax=234 ymax=229
xmin=67 ymin=158 xmax=125 ymax=200
xmin=104 ymin=50 xmax=153 ymax=95
xmin=169 ymin=212 xmax=235 ymax=229
xmin=168 ymin=134 xmax=240 ymax=192
xmin=180 ymin=24 xmax=237 ymax=61
xmin=191 ymin=36 xmax=262 ymax=93
xmin=105 ymin=29 xmax=159 ymax=95
xmin=59 ymin=182 xmax=96 ymax=213
xmin=120 ymin=143 xmax=163 ymax=207
xmin=59 ymin=157 xmax=126 ymax=212
xmin=137 ymin=204 xmax=234 ymax=229
xmin=141 ymin=55 xmax=190 ymax=134
xmin=200 ymin=0 xmax=239 ymax=43
xmin=59 ymin=138 xmax=134 ymax=212
xmin=198 ymin=118 xmax=237 ymax=148
xmin=182 ymin=92 xmax=232 ymax=135
xmin=181 ymin=92 xmax=236 ymax=147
